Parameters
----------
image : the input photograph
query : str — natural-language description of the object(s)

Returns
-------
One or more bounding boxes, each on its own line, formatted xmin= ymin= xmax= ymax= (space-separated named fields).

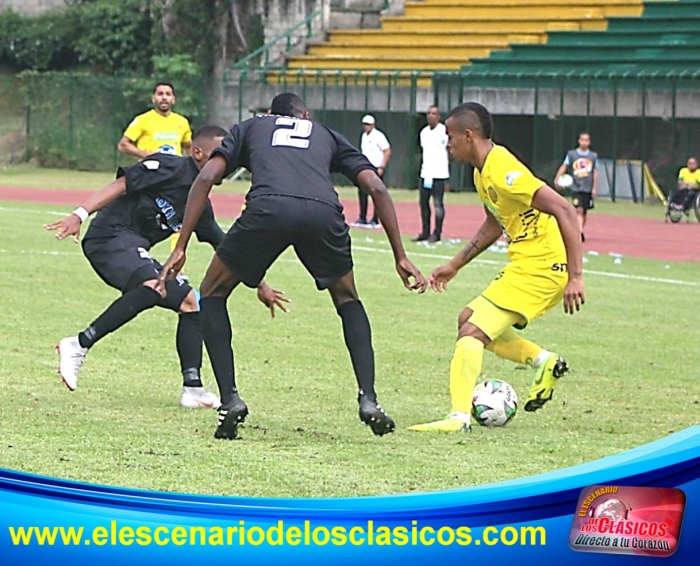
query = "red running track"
xmin=2 ymin=186 xmax=699 ymax=263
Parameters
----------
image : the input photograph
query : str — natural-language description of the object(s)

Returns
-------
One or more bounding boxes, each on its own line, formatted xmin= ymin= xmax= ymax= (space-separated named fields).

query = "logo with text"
xmin=569 ymin=485 xmax=685 ymax=557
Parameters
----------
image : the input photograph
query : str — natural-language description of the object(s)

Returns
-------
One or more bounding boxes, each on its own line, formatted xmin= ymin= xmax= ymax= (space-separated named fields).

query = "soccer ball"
xmin=557 ymin=173 xmax=574 ymax=189
xmin=471 ymin=379 xmax=518 ymax=427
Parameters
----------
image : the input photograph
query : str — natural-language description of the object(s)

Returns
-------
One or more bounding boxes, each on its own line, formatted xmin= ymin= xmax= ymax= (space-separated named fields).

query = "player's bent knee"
xmin=457 ymin=321 xmax=491 ymax=345
xmin=458 ymin=307 xmax=473 ymax=329
xmin=178 ymin=289 xmax=199 ymax=313
xmin=157 ymin=280 xmax=192 ymax=312
xmin=465 ymin=296 xmax=524 ymax=342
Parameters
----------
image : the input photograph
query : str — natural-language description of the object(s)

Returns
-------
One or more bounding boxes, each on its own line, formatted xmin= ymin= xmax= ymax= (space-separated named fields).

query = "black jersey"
xmin=84 ymin=154 xmax=224 ymax=248
xmin=212 ymin=114 xmax=376 ymax=209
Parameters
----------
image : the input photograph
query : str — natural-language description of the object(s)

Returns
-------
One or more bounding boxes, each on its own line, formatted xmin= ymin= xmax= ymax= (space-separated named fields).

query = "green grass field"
xmin=0 ymin=197 xmax=698 ymax=498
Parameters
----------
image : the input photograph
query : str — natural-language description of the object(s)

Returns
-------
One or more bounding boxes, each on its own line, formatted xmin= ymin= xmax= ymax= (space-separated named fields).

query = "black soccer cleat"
xmin=214 ymin=393 xmax=249 ymax=440
xmin=358 ymin=395 xmax=396 ymax=437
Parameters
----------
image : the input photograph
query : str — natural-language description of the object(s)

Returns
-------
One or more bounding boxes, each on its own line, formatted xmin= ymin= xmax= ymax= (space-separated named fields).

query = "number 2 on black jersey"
xmin=271 ymin=117 xmax=313 ymax=149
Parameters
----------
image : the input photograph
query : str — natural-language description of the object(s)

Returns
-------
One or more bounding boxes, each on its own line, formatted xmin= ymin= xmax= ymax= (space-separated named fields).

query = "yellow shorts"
xmin=479 ymin=257 xmax=568 ymax=329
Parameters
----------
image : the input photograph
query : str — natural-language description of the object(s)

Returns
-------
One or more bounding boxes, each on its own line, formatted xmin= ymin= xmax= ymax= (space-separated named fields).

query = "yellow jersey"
xmin=474 ymin=144 xmax=565 ymax=262
xmin=123 ymin=109 xmax=192 ymax=156
xmin=678 ymin=167 xmax=700 ymax=188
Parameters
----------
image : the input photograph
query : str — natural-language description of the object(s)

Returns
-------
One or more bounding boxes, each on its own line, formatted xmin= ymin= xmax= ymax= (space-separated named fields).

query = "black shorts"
xmin=572 ymin=191 xmax=594 ymax=210
xmin=82 ymin=231 xmax=191 ymax=306
xmin=216 ymin=195 xmax=353 ymax=290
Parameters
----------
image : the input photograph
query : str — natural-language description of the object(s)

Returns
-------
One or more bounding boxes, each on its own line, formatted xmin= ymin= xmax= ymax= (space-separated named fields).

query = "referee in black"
xmin=157 ymin=93 xmax=427 ymax=439
xmin=46 ymin=126 xmax=286 ymax=409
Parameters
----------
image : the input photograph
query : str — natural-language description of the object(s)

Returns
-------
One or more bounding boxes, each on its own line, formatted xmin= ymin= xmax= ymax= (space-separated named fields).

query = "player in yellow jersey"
xmin=409 ymin=102 xmax=585 ymax=433
xmin=118 ymin=82 xmax=194 ymax=263
xmin=118 ymin=82 xmax=192 ymax=158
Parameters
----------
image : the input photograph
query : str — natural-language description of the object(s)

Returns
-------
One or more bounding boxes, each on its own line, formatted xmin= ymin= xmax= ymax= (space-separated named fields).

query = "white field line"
xmin=352 ymin=245 xmax=700 ymax=288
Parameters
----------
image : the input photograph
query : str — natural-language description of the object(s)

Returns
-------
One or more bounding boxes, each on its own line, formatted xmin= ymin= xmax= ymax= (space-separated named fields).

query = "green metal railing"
xmin=225 ymin=9 xmax=322 ymax=81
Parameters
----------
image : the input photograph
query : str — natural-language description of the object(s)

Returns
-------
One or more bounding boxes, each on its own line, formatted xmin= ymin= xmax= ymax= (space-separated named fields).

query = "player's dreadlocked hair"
xmin=447 ymin=102 xmax=494 ymax=139
xmin=270 ymin=93 xmax=307 ymax=118
xmin=192 ymin=125 xmax=228 ymax=142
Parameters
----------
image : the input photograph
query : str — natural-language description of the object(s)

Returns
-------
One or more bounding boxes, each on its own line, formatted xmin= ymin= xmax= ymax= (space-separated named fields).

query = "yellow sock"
xmin=170 ymin=232 xmax=180 ymax=252
xmin=450 ymin=336 xmax=484 ymax=414
xmin=486 ymin=328 xmax=543 ymax=367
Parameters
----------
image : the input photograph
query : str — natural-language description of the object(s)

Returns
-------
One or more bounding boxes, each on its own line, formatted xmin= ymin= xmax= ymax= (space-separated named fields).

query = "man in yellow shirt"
xmin=409 ymin=102 xmax=585 ymax=433
xmin=118 ymin=82 xmax=192 ymax=158
xmin=118 ymin=82 xmax=194 ymax=261
xmin=670 ymin=157 xmax=700 ymax=220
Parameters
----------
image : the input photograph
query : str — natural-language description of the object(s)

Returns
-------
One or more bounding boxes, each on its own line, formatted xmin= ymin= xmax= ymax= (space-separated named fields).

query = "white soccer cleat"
xmin=180 ymin=386 xmax=221 ymax=409
xmin=56 ymin=336 xmax=88 ymax=391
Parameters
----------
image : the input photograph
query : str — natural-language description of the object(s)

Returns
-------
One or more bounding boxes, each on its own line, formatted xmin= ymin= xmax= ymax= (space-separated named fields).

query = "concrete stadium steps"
xmin=417 ymin=0 xmax=646 ymax=4
xmin=271 ymin=0 xmax=660 ymax=83
xmin=401 ymin=1 xmax=643 ymax=19
xmin=326 ymin=31 xmax=545 ymax=47
xmin=287 ymin=56 xmax=467 ymax=70
xmin=545 ymin=31 xmax=700 ymax=47
xmin=608 ymin=15 xmax=700 ymax=32
xmin=379 ymin=17 xmax=608 ymax=33
xmin=265 ymin=71 xmax=434 ymax=88
xmin=485 ymin=45 xmax=700 ymax=61
xmin=306 ymin=44 xmax=499 ymax=59
xmin=466 ymin=0 xmax=699 ymax=75
xmin=467 ymin=60 xmax=699 ymax=72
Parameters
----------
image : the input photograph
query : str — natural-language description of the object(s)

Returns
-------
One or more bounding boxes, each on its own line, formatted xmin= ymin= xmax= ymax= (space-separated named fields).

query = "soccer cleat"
xmin=56 ymin=336 xmax=88 ymax=391
xmin=359 ymin=396 xmax=395 ymax=436
xmin=411 ymin=234 xmax=429 ymax=242
xmin=214 ymin=393 xmax=249 ymax=440
xmin=524 ymin=353 xmax=569 ymax=412
xmin=408 ymin=412 xmax=472 ymax=433
xmin=180 ymin=386 xmax=221 ymax=409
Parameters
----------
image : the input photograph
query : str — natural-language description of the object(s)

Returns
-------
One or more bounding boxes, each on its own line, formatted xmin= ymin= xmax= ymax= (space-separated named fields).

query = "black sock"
xmin=78 ymin=286 xmax=160 ymax=349
xmin=200 ymin=296 xmax=237 ymax=406
xmin=338 ymin=300 xmax=377 ymax=402
xmin=177 ymin=311 xmax=203 ymax=387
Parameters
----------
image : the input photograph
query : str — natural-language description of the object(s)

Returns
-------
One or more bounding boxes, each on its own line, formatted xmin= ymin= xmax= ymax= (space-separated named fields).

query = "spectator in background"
xmin=117 ymin=82 xmax=192 ymax=158
xmin=118 ymin=82 xmax=194 ymax=274
xmin=413 ymin=105 xmax=450 ymax=242
xmin=353 ymin=114 xmax=391 ymax=227
xmin=554 ymin=132 xmax=598 ymax=242
xmin=671 ymin=157 xmax=700 ymax=220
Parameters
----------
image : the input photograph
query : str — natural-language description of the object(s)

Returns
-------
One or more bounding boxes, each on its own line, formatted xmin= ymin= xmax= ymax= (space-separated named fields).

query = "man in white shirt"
xmin=354 ymin=114 xmax=392 ymax=227
xmin=413 ymin=106 xmax=450 ymax=242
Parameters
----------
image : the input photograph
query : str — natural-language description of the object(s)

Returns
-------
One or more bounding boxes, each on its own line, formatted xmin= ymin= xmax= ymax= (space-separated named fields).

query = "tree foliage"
xmin=0 ymin=0 xmax=264 ymax=77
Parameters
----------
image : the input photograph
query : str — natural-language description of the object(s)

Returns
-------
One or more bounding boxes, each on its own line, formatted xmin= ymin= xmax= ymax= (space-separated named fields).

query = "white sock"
xmin=533 ymin=350 xmax=552 ymax=368
xmin=450 ymin=411 xmax=471 ymax=422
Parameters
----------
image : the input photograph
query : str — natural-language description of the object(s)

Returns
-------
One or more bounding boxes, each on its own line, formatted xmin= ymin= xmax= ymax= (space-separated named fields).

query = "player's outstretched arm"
xmin=43 ymin=176 xmax=127 ymax=243
xmin=356 ymin=169 xmax=427 ymax=293
xmin=531 ymin=185 xmax=585 ymax=314
xmin=430 ymin=208 xmax=501 ymax=292
xmin=156 ymin=155 xmax=227 ymax=293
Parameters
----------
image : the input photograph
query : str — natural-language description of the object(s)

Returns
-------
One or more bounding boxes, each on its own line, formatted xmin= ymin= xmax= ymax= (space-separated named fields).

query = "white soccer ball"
xmin=471 ymin=379 xmax=518 ymax=427
xmin=557 ymin=173 xmax=574 ymax=189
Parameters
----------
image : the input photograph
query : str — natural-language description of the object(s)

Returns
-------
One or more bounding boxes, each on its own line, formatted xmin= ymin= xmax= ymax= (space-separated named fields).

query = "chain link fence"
xmin=16 ymin=70 xmax=700 ymax=199
xmin=21 ymin=72 xmax=207 ymax=171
